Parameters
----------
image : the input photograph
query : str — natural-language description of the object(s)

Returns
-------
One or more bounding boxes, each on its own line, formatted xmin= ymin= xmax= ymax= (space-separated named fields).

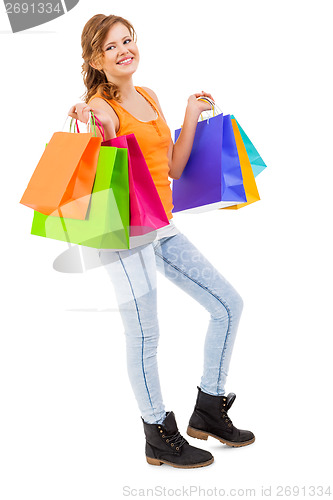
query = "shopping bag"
xmin=231 ymin=115 xmax=267 ymax=177
xmin=221 ymin=118 xmax=260 ymax=210
xmin=20 ymin=128 xmax=101 ymax=220
xmin=172 ymin=114 xmax=247 ymax=213
xmin=103 ymin=133 xmax=170 ymax=236
xmin=31 ymin=145 xmax=130 ymax=249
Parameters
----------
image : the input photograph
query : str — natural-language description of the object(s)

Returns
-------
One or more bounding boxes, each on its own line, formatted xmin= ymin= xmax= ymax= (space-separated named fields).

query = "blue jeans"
xmin=99 ymin=232 xmax=243 ymax=424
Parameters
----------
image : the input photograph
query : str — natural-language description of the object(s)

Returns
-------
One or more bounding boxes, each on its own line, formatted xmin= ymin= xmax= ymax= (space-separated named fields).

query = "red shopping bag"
xmin=103 ymin=134 xmax=169 ymax=236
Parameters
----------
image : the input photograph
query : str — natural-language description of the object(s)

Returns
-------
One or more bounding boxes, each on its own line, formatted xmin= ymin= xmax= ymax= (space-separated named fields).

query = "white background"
xmin=1 ymin=0 xmax=332 ymax=498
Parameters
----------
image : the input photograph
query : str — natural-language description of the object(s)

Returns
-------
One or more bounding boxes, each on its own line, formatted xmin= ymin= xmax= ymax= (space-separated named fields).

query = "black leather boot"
xmin=187 ymin=387 xmax=255 ymax=447
xmin=142 ymin=411 xmax=214 ymax=468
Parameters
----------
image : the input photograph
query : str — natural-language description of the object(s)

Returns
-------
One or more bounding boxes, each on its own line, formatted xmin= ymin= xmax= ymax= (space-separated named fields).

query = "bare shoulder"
xmin=140 ymin=86 xmax=166 ymax=118
xmin=89 ymin=97 xmax=117 ymax=114
xmin=89 ymin=97 xmax=119 ymax=128
xmin=141 ymin=87 xmax=161 ymax=105
xmin=140 ymin=86 xmax=158 ymax=98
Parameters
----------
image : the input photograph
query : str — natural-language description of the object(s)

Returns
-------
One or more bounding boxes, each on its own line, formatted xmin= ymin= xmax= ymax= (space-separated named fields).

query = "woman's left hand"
xmin=187 ymin=91 xmax=215 ymax=115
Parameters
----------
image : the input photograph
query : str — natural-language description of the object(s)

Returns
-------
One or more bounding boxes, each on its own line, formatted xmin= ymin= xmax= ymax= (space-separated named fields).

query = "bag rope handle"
xmin=68 ymin=112 xmax=105 ymax=142
xmin=91 ymin=114 xmax=106 ymax=142
xmin=197 ymin=97 xmax=222 ymax=124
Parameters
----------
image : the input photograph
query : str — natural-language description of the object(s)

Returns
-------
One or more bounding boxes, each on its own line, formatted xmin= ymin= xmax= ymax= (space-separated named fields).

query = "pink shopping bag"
xmin=103 ymin=134 xmax=169 ymax=236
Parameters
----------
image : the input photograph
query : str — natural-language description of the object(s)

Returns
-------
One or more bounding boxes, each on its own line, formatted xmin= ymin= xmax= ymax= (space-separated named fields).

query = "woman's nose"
xmin=118 ymin=46 xmax=129 ymax=56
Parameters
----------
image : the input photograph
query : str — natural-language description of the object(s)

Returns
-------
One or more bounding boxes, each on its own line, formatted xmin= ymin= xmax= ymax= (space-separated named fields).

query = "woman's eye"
xmin=105 ymin=40 xmax=131 ymax=51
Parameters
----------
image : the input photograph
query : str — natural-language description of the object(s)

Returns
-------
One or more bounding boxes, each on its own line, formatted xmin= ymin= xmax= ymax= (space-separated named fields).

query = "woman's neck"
xmin=115 ymin=78 xmax=137 ymax=102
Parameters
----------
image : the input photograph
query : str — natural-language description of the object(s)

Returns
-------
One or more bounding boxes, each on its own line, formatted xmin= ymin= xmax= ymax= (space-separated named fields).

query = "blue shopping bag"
xmin=172 ymin=114 xmax=247 ymax=213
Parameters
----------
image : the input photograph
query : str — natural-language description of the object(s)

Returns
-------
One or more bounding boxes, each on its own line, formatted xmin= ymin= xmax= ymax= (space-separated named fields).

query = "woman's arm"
xmin=169 ymin=93 xmax=215 ymax=179
xmin=142 ymin=88 xmax=214 ymax=180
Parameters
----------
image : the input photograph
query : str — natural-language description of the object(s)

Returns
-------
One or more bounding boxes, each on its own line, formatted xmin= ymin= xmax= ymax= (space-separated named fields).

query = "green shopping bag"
xmin=31 ymin=145 xmax=130 ymax=249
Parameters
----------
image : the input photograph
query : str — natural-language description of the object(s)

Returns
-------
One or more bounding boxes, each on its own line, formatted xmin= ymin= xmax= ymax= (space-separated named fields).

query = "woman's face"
xmin=99 ymin=22 xmax=139 ymax=82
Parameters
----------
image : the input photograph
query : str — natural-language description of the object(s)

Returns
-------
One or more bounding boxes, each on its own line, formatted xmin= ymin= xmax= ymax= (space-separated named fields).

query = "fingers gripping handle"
xmin=65 ymin=112 xmax=105 ymax=141
xmin=197 ymin=97 xmax=222 ymax=124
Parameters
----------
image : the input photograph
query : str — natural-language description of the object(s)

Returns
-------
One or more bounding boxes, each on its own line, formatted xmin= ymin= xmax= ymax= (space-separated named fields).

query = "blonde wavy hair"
xmin=81 ymin=14 xmax=137 ymax=103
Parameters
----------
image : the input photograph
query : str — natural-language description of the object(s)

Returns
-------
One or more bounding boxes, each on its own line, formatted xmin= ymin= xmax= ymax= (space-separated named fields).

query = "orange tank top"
xmin=89 ymin=86 xmax=174 ymax=220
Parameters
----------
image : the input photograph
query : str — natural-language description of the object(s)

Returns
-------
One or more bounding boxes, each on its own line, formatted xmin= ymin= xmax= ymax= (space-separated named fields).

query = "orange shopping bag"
xmin=20 ymin=122 xmax=101 ymax=220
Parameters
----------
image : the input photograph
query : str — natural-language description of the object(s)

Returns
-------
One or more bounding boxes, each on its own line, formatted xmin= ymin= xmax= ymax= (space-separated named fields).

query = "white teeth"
xmin=118 ymin=58 xmax=132 ymax=64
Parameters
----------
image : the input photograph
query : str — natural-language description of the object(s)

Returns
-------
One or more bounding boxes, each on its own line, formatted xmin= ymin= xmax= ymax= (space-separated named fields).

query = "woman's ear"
xmin=89 ymin=60 xmax=102 ymax=71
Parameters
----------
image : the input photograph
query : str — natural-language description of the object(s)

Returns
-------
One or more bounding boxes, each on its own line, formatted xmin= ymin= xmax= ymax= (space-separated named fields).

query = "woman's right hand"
xmin=68 ymin=102 xmax=117 ymax=140
xmin=68 ymin=102 xmax=92 ymax=123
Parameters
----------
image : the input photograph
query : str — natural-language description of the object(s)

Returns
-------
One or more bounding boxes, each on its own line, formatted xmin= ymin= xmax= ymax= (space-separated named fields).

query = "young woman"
xmin=68 ymin=13 xmax=255 ymax=469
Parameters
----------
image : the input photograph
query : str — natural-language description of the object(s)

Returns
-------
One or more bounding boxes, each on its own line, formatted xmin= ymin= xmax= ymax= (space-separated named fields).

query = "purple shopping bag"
xmin=172 ymin=114 xmax=247 ymax=213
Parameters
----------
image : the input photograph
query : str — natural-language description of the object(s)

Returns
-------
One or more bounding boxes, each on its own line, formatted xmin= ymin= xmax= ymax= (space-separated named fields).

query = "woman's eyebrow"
xmin=104 ymin=36 xmax=131 ymax=49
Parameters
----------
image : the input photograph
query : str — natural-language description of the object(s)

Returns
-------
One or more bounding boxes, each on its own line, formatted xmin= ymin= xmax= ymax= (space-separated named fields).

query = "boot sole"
xmin=187 ymin=426 xmax=255 ymax=448
xmin=146 ymin=455 xmax=214 ymax=468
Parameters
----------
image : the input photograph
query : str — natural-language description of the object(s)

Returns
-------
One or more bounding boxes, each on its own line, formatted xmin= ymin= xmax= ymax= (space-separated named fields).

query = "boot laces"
xmin=221 ymin=409 xmax=233 ymax=426
xmin=163 ymin=430 xmax=187 ymax=449
xmin=221 ymin=397 xmax=233 ymax=427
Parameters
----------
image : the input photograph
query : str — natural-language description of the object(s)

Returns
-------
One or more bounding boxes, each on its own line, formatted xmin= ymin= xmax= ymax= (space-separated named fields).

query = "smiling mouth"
xmin=117 ymin=57 xmax=133 ymax=65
